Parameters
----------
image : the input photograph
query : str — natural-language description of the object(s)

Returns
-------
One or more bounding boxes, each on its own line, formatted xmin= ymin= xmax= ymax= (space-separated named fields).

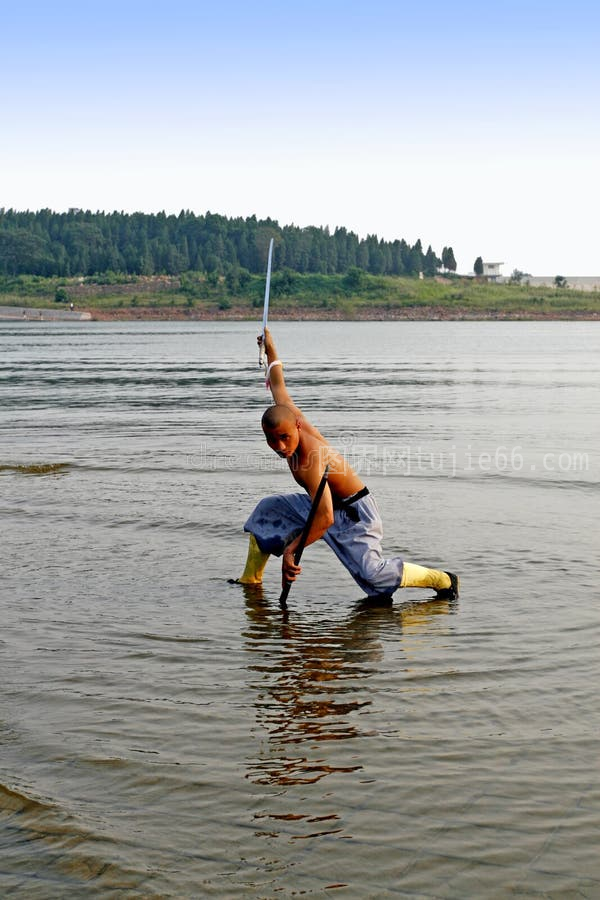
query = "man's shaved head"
xmin=261 ymin=404 xmax=297 ymax=431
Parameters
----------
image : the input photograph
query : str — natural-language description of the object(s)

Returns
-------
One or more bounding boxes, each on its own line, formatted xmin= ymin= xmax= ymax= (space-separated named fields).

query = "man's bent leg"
xmin=239 ymin=493 xmax=311 ymax=584
xmin=238 ymin=534 xmax=270 ymax=584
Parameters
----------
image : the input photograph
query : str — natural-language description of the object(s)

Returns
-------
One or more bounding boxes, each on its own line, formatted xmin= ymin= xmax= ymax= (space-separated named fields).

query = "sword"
xmin=259 ymin=237 xmax=274 ymax=370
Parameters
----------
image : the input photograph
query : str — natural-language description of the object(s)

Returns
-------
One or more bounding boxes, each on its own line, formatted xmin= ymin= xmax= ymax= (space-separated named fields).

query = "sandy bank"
xmin=88 ymin=305 xmax=600 ymax=322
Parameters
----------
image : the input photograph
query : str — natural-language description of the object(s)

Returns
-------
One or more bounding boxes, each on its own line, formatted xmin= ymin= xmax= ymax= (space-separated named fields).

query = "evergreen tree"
xmin=408 ymin=240 xmax=424 ymax=276
xmin=423 ymin=245 xmax=440 ymax=276
xmin=441 ymin=246 xmax=457 ymax=272
xmin=356 ymin=241 xmax=369 ymax=270
xmin=474 ymin=256 xmax=484 ymax=276
xmin=390 ymin=240 xmax=404 ymax=275
xmin=366 ymin=235 xmax=385 ymax=274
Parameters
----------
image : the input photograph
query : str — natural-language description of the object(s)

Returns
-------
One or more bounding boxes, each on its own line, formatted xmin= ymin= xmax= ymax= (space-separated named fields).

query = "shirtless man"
xmin=239 ymin=327 xmax=459 ymax=602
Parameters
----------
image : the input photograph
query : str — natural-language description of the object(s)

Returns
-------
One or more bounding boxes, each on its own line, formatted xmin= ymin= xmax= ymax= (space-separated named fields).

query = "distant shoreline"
xmin=3 ymin=303 xmax=599 ymax=323
xmin=2 ymin=272 xmax=599 ymax=322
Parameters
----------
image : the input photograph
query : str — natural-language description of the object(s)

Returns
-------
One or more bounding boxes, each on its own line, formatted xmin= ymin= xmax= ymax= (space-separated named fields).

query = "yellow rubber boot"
xmin=401 ymin=562 xmax=452 ymax=592
xmin=238 ymin=534 xmax=270 ymax=584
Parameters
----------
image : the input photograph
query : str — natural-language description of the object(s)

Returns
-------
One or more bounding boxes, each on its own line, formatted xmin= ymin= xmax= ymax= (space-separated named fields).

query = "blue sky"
xmin=2 ymin=0 xmax=599 ymax=274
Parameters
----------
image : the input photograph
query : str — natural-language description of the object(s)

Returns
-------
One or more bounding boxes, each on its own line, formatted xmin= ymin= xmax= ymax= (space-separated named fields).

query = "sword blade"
xmin=259 ymin=238 xmax=274 ymax=367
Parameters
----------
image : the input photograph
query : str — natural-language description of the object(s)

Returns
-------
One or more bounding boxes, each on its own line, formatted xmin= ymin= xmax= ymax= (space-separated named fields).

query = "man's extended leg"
xmin=324 ymin=494 xmax=459 ymax=600
xmin=323 ymin=495 xmax=403 ymax=597
xmin=401 ymin=562 xmax=460 ymax=598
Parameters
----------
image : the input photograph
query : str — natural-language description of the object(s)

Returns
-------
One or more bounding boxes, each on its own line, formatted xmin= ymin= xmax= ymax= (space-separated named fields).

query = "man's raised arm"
xmin=259 ymin=327 xmax=303 ymax=417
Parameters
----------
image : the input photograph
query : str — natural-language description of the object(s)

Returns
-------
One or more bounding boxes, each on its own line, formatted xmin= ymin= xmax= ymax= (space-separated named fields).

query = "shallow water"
xmin=1 ymin=320 xmax=599 ymax=897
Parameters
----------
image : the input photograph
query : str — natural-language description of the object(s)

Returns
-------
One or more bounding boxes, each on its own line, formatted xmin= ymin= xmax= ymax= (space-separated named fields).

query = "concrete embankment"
xmin=0 ymin=305 xmax=92 ymax=321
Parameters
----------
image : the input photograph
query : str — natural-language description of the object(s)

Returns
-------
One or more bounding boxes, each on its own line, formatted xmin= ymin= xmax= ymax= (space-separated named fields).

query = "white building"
xmin=482 ymin=262 xmax=503 ymax=281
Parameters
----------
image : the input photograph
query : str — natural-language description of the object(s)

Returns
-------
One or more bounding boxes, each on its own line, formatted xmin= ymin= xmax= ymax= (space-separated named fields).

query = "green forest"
xmin=0 ymin=208 xmax=449 ymax=279
xmin=1 ymin=208 xmax=597 ymax=319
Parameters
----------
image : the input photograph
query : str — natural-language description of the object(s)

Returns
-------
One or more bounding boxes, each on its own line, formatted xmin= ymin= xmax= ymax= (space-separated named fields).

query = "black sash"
xmin=333 ymin=486 xmax=369 ymax=522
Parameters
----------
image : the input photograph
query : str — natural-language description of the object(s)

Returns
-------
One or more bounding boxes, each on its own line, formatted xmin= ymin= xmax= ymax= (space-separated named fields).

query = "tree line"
xmin=0 ymin=208 xmax=457 ymax=279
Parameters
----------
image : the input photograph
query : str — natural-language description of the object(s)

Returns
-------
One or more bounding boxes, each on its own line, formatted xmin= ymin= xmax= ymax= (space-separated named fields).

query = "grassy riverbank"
xmin=1 ymin=272 xmax=599 ymax=319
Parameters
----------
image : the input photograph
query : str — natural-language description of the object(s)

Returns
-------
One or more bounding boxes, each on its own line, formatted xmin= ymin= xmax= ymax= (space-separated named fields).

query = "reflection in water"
xmin=242 ymin=587 xmax=455 ymax=788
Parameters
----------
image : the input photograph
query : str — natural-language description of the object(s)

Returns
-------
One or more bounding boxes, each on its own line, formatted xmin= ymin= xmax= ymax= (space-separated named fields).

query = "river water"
xmin=1 ymin=320 xmax=599 ymax=897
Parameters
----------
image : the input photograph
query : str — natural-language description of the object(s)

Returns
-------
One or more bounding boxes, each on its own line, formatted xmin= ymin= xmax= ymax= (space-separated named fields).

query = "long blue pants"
xmin=244 ymin=492 xmax=404 ymax=596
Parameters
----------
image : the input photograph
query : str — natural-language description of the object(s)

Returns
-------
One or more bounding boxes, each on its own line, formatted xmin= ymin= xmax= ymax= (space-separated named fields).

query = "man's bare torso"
xmin=288 ymin=426 xmax=365 ymax=500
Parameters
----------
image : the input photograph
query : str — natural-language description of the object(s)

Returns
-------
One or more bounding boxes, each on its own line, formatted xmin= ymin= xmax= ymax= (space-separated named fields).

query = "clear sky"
xmin=2 ymin=0 xmax=599 ymax=274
